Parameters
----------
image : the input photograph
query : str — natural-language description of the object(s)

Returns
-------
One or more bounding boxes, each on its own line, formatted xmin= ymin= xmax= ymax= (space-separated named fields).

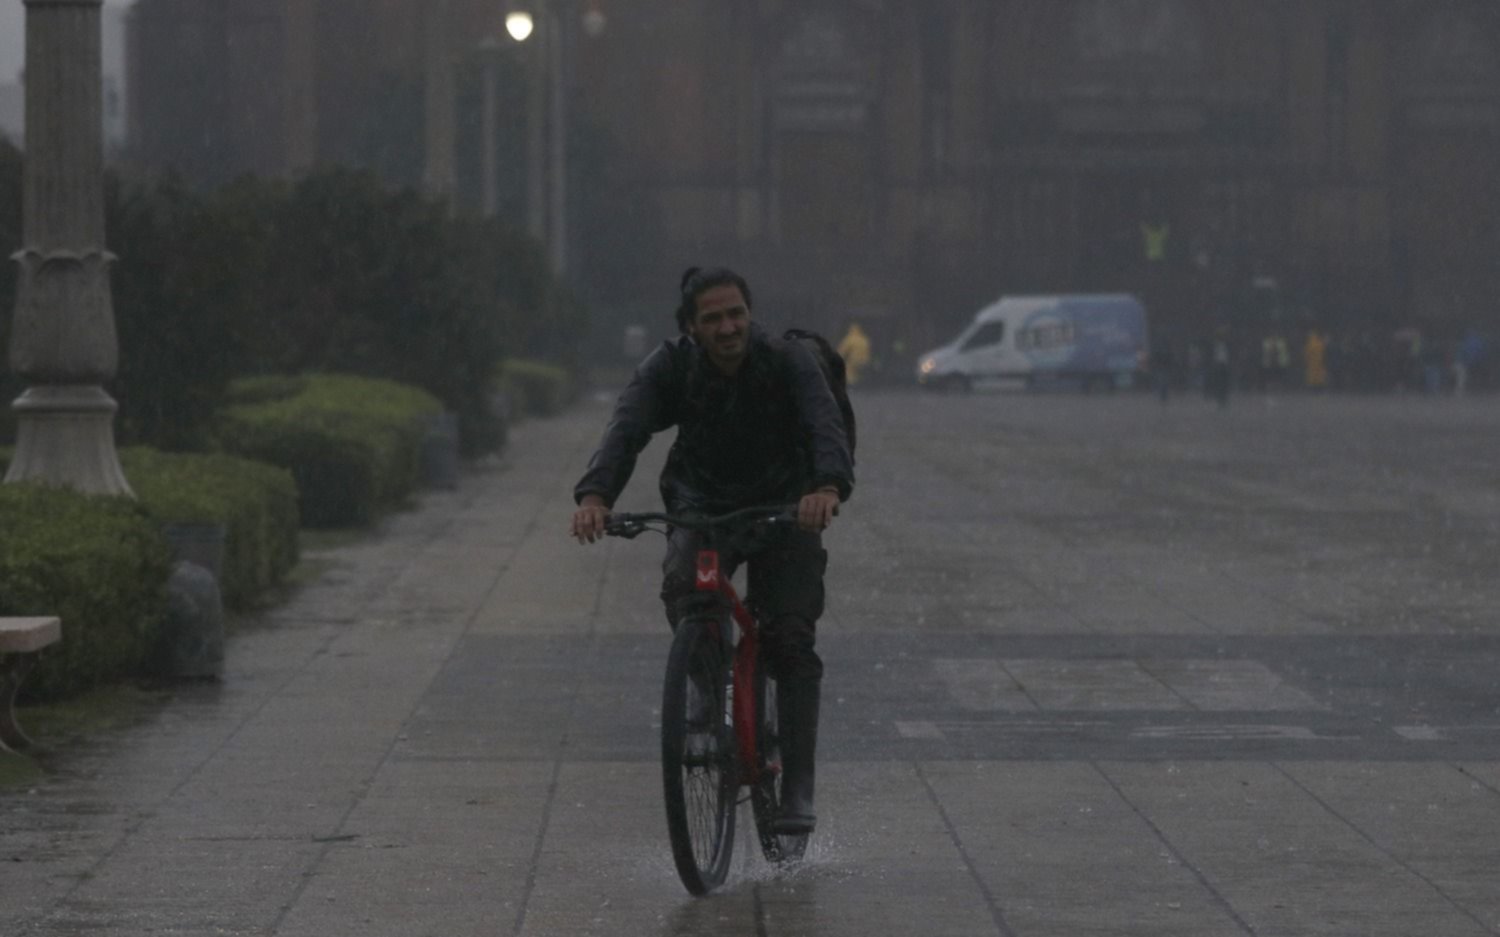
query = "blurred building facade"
xmin=127 ymin=0 xmax=1500 ymax=348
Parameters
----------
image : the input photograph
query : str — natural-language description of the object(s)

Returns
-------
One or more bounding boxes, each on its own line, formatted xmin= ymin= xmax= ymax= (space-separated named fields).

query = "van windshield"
xmin=961 ymin=321 xmax=1006 ymax=351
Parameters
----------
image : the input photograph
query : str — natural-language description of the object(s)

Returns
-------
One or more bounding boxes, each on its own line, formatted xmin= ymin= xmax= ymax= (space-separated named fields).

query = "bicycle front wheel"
xmin=661 ymin=616 xmax=737 ymax=895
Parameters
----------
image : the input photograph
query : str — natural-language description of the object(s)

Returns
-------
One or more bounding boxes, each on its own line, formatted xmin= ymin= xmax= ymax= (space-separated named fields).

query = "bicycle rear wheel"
xmin=661 ymin=616 xmax=737 ymax=895
xmin=749 ymin=667 xmax=809 ymax=863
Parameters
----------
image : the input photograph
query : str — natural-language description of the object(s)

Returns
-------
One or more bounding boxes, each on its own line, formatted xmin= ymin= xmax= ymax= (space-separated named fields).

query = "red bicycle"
xmin=605 ymin=505 xmax=809 ymax=895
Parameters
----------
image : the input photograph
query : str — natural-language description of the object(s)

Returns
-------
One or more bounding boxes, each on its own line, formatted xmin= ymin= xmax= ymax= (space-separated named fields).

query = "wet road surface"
xmin=4 ymin=389 xmax=1500 ymax=936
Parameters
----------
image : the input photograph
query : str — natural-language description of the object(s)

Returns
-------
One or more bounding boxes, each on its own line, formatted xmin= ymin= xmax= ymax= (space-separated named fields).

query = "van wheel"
xmin=941 ymin=375 xmax=972 ymax=395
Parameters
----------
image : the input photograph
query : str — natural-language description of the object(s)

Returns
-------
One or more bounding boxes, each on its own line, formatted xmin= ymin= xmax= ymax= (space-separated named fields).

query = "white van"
xmin=916 ymin=294 xmax=1149 ymax=392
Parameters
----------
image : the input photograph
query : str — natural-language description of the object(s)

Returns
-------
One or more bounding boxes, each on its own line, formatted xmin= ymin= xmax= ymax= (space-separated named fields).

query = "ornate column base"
xmin=5 ymin=384 xmax=134 ymax=496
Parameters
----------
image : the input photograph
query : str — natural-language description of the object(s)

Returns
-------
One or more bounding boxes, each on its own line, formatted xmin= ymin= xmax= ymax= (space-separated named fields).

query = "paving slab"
xmin=1099 ymin=761 xmax=1495 ymax=937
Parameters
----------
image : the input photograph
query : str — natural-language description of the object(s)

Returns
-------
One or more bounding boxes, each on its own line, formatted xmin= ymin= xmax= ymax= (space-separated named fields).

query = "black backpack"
xmin=783 ymin=328 xmax=856 ymax=458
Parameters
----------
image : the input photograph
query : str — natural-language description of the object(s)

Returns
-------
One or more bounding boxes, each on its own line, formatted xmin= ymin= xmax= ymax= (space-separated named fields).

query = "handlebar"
xmin=604 ymin=504 xmax=798 ymax=540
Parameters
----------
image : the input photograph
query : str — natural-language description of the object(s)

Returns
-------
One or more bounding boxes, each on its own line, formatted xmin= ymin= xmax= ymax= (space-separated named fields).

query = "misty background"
xmin=3 ymin=1 xmax=1499 ymax=388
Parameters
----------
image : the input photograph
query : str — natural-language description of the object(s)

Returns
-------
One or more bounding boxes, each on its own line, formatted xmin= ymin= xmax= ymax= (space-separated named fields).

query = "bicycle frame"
xmin=604 ymin=504 xmax=807 ymax=887
xmin=694 ymin=550 xmax=771 ymax=786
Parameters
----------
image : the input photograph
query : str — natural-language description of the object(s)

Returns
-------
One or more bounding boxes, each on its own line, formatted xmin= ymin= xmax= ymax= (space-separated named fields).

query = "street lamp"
xmin=506 ymin=11 xmax=534 ymax=43
xmin=505 ymin=4 xmax=548 ymax=260
xmin=500 ymin=2 xmax=601 ymax=273
xmin=581 ymin=5 xmax=606 ymax=39
xmin=6 ymin=0 xmax=131 ymax=495
xmin=423 ymin=0 xmax=456 ymax=199
xmin=477 ymin=36 xmax=502 ymax=218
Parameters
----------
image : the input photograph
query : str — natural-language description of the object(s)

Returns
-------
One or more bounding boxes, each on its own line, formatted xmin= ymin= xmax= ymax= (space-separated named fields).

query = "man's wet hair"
xmin=676 ymin=266 xmax=752 ymax=333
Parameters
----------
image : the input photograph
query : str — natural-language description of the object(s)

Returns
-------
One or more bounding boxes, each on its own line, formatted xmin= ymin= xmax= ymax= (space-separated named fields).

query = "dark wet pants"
xmin=660 ymin=525 xmax=826 ymax=682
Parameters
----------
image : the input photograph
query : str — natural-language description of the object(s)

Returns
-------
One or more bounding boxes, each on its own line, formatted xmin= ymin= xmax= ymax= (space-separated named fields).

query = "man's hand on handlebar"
xmin=797 ymin=486 xmax=841 ymax=533
xmin=571 ymin=494 xmax=612 ymax=544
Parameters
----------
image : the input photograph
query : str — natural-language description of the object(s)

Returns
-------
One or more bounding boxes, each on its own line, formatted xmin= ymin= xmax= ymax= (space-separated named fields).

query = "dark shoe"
xmin=772 ymin=678 xmax=820 ymax=834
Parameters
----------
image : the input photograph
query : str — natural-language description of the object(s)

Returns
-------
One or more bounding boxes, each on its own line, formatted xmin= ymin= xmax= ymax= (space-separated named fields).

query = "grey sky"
xmin=0 ymin=0 xmax=134 ymax=84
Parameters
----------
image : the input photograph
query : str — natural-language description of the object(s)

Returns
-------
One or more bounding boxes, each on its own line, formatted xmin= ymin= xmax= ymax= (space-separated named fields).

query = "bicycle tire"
xmin=749 ymin=666 xmax=808 ymax=863
xmin=661 ymin=616 xmax=737 ymax=894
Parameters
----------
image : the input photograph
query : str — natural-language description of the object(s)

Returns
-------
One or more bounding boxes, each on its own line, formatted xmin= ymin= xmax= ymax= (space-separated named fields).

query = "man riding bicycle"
xmin=570 ymin=266 xmax=854 ymax=835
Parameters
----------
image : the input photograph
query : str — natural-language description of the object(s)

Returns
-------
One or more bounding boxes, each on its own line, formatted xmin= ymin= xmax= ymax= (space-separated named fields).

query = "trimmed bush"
xmin=120 ymin=448 xmax=300 ymax=610
xmin=0 ymin=484 xmax=172 ymax=701
xmin=222 ymin=375 xmax=309 ymax=407
xmin=498 ymin=359 xmax=575 ymax=418
xmin=1 ymin=447 xmax=299 ymax=610
xmin=217 ymin=373 xmax=443 ymax=528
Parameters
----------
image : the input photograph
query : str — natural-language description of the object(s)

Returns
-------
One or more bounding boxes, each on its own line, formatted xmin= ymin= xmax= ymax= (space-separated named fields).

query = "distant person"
xmin=1455 ymin=329 xmax=1486 ymax=396
xmin=1396 ymin=330 xmax=1423 ymax=393
xmin=1303 ymin=330 xmax=1328 ymax=390
xmin=1258 ymin=335 xmax=1275 ymax=392
xmin=1260 ymin=333 xmax=1290 ymax=392
xmin=1186 ymin=340 xmax=1206 ymax=393
xmin=1208 ymin=330 xmax=1233 ymax=408
xmin=888 ymin=336 xmax=910 ymax=384
xmin=1422 ymin=340 xmax=1447 ymax=395
xmin=837 ymin=322 xmax=872 ymax=386
xmin=1150 ymin=340 xmax=1176 ymax=404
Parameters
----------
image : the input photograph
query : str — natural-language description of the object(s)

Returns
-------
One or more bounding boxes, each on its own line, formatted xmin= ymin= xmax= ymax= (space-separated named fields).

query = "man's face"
xmin=689 ymin=284 xmax=751 ymax=371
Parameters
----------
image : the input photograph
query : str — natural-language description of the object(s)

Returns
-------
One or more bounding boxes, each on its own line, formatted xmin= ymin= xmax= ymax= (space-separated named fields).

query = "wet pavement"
xmin=4 ymin=389 xmax=1500 ymax=936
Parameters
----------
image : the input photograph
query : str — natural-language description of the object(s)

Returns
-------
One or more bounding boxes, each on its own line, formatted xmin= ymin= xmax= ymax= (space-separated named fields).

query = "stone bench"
xmin=0 ymin=617 xmax=62 ymax=752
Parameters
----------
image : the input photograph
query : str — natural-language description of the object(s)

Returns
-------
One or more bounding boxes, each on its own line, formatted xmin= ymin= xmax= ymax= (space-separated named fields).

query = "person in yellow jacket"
xmin=837 ymin=322 xmax=873 ymax=385
xmin=1304 ymin=330 xmax=1328 ymax=390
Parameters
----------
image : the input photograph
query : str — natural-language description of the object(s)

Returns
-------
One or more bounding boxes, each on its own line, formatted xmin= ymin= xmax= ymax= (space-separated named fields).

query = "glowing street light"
xmin=582 ymin=6 xmax=606 ymax=38
xmin=506 ymin=11 xmax=534 ymax=42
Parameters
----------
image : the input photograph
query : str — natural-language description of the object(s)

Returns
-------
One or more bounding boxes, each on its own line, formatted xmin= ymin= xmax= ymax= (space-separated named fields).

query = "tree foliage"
xmin=1 ymin=151 xmax=581 ymax=453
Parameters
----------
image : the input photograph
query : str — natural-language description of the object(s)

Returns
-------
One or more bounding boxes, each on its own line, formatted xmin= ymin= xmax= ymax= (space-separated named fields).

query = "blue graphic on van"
xmin=1018 ymin=307 xmax=1076 ymax=368
xmin=1020 ymin=297 xmax=1147 ymax=373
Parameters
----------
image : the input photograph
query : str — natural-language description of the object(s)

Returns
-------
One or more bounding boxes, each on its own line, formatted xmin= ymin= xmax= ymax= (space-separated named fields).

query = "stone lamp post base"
xmin=5 ymin=385 xmax=134 ymax=496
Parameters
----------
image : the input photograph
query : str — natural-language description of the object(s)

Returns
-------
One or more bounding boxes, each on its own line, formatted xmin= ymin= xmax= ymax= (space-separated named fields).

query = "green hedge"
xmin=120 ymin=448 xmax=300 ymax=610
xmin=0 ymin=447 xmax=298 ymax=611
xmin=216 ymin=373 xmax=443 ymax=528
xmin=0 ymin=484 xmax=171 ymax=701
xmin=222 ymin=374 xmax=309 ymax=407
xmin=497 ymin=359 xmax=575 ymax=418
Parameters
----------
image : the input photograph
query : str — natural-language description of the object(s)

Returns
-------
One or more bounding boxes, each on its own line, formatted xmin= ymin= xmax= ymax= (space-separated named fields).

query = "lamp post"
xmin=477 ymin=35 xmax=502 ymax=218
xmin=545 ymin=4 xmax=568 ymax=275
xmin=507 ymin=6 xmax=548 ymax=254
xmin=507 ymin=1 xmax=601 ymax=275
xmin=5 ymin=0 xmax=131 ymax=495
xmin=422 ymin=0 xmax=456 ymax=199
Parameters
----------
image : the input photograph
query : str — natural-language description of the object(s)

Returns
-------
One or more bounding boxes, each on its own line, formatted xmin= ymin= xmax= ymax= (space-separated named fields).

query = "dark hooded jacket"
xmin=574 ymin=325 xmax=854 ymax=514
